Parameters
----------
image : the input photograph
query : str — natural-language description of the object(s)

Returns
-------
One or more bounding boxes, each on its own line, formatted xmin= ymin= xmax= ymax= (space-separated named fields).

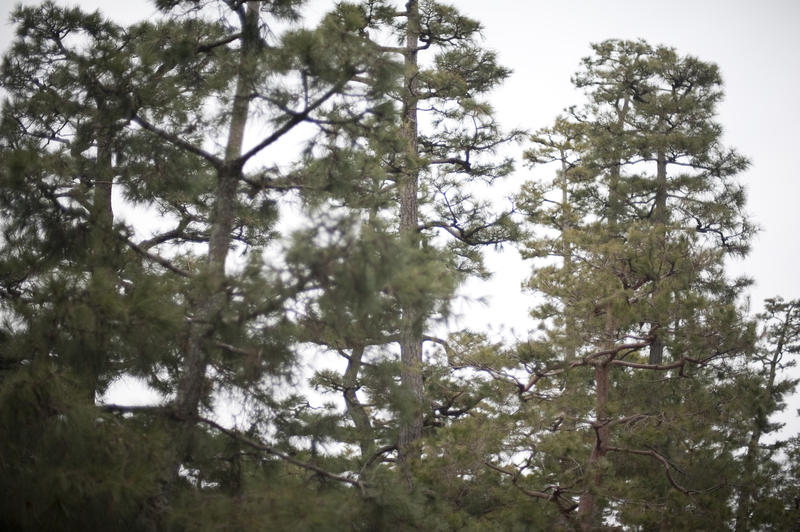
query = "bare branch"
xmin=429 ymin=157 xmax=471 ymax=170
xmin=197 ymin=33 xmax=241 ymax=53
xmin=521 ymin=339 xmax=653 ymax=394
xmin=238 ymin=82 xmax=346 ymax=163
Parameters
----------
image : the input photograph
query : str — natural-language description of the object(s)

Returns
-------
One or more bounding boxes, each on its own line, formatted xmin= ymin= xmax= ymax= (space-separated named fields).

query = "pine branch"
xmin=132 ymin=115 xmax=222 ymax=168
xmin=238 ymin=82 xmax=347 ymax=163
xmin=359 ymin=445 xmax=396 ymax=475
xmin=195 ymin=415 xmax=366 ymax=492
xmin=101 ymin=404 xmax=167 ymax=415
xmin=605 ymin=446 xmax=719 ymax=496
xmin=137 ymin=218 xmax=194 ymax=249
xmin=521 ymin=339 xmax=654 ymax=394
xmin=484 ymin=461 xmax=579 ymax=515
xmin=196 ymin=33 xmax=241 ymax=53
xmin=101 ymin=403 xmax=366 ymax=491
xmin=123 ymin=237 xmax=192 ymax=278
xmin=213 ymin=341 xmax=261 ymax=358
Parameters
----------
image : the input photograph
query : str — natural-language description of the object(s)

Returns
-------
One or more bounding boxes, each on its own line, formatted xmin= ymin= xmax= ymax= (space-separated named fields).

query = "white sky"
xmin=1 ymin=1 xmax=798 ymax=427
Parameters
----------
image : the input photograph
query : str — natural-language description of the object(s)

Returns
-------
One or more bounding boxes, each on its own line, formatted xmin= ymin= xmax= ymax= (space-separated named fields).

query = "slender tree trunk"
xmin=653 ymin=148 xmax=668 ymax=222
xmin=174 ymin=0 xmax=255 ymax=423
xmin=343 ymin=346 xmax=376 ymax=462
xmin=574 ymin=99 xmax=629 ymax=528
xmin=140 ymin=5 xmax=258 ymax=528
xmin=733 ymin=432 xmax=760 ymax=532
xmin=561 ymin=158 xmax=577 ymax=362
xmin=648 ymin=148 xmax=668 ymax=365
xmin=577 ymin=307 xmax=613 ymax=530
xmin=84 ymin=119 xmax=115 ymax=403
xmin=397 ymin=0 xmax=424 ymax=484
xmin=606 ymin=96 xmax=629 ymax=233
xmin=578 ymin=359 xmax=610 ymax=531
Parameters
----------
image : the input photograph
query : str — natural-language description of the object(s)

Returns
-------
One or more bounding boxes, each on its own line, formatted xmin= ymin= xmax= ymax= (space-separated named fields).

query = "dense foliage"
xmin=0 ymin=2 xmax=797 ymax=530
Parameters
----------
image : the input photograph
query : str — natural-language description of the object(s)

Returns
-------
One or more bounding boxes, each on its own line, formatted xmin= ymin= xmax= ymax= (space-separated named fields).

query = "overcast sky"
xmin=1 ymin=0 xmax=799 ymax=427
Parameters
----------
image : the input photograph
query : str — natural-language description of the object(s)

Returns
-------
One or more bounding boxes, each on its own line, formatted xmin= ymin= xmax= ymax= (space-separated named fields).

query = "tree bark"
xmin=174 ymin=0 xmax=256 ymax=428
xmin=397 ymin=0 xmax=424 ymax=484
xmin=561 ymin=156 xmax=577 ymax=362
xmin=141 ymin=4 xmax=259 ymax=528
xmin=606 ymin=96 xmax=629 ymax=232
xmin=343 ymin=346 xmax=377 ymax=462
xmin=84 ymin=118 xmax=115 ymax=403
xmin=648 ymin=148 xmax=668 ymax=365
xmin=577 ymin=361 xmax=610 ymax=530
xmin=577 ymin=310 xmax=613 ymax=531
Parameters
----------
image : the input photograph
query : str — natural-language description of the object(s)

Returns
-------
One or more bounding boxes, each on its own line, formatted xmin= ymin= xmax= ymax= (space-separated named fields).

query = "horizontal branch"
xmin=605 ymin=446 xmax=713 ymax=495
xmin=100 ymin=403 xmax=166 ymax=415
xmin=123 ymin=237 xmax=192 ymax=278
xmin=101 ymin=404 xmax=365 ymax=491
xmin=609 ymin=358 xmax=691 ymax=371
xmin=213 ymin=340 xmax=261 ymax=358
xmin=484 ymin=461 xmax=579 ymax=515
xmin=197 ymin=33 xmax=241 ymax=53
xmin=132 ymin=115 xmax=222 ymax=168
xmin=429 ymin=157 xmax=471 ymax=170
xmin=137 ymin=218 xmax=196 ymax=249
xmin=522 ymin=339 xmax=653 ymax=394
xmin=376 ymin=43 xmax=431 ymax=54
xmin=196 ymin=415 xmax=365 ymax=491
xmin=419 ymin=220 xmax=510 ymax=246
xmin=239 ymin=82 xmax=345 ymax=163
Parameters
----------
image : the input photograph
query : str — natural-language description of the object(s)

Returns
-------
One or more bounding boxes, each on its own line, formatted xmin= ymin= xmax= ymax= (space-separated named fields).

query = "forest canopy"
xmin=0 ymin=1 xmax=798 ymax=531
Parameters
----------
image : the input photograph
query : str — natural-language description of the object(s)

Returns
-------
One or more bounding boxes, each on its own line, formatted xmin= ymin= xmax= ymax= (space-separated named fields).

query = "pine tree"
xmin=512 ymin=39 xmax=757 ymax=529
xmin=3 ymin=3 xmax=798 ymax=529
xmin=0 ymin=5 xmax=187 ymax=527
xmin=1 ymin=0 xmax=400 ymax=528
xmin=294 ymin=0 xmax=521 ymax=498
xmin=733 ymin=297 xmax=800 ymax=531
xmin=0 ymin=2 xmax=146 ymax=402
xmin=364 ymin=0 xmax=520 ymax=481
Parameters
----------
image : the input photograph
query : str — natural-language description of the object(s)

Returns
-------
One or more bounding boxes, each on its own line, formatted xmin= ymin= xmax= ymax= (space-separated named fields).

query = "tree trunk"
xmin=174 ymin=0 xmax=255 ymax=431
xmin=606 ymin=96 xmax=629 ymax=232
xmin=577 ymin=361 xmax=610 ymax=530
xmin=574 ymin=99 xmax=629 ymax=527
xmin=343 ymin=345 xmax=377 ymax=463
xmin=648 ymin=148 xmax=667 ymax=365
xmin=733 ymin=432 xmax=759 ymax=532
xmin=173 ymin=0 xmax=255 ymax=424
xmin=561 ymin=158 xmax=577 ymax=362
xmin=397 ymin=0 xmax=424 ymax=484
xmin=84 ymin=119 xmax=115 ymax=403
xmin=577 ymin=310 xmax=613 ymax=531
xmin=140 ymin=4 xmax=258 ymax=528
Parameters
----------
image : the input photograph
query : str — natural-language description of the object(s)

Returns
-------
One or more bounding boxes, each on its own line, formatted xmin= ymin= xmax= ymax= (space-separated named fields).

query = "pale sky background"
xmin=1 ymin=1 xmax=798 ymax=432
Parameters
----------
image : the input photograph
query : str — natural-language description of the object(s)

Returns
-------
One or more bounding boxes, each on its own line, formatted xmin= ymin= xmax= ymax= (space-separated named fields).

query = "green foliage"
xmin=0 ymin=1 xmax=796 ymax=530
xmin=0 ymin=368 xmax=166 ymax=531
xmin=504 ymin=39 xmax=782 ymax=530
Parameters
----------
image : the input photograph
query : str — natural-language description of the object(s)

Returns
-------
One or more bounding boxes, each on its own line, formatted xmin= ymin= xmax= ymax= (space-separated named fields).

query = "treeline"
xmin=0 ymin=1 xmax=798 ymax=530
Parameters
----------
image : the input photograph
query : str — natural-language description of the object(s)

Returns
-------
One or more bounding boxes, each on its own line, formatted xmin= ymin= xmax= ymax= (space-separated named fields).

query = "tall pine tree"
xmin=510 ymin=39 xmax=756 ymax=529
